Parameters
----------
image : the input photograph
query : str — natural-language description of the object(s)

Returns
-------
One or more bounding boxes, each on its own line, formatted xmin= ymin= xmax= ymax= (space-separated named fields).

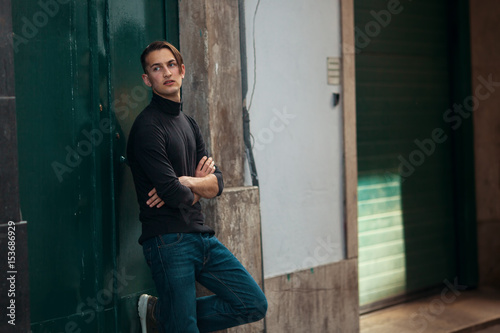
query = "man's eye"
xmin=153 ymin=67 xmax=160 ymax=71
xmin=169 ymin=63 xmax=177 ymax=67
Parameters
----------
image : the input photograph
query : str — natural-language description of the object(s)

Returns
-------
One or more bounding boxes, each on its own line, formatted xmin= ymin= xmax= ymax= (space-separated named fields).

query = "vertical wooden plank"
xmin=341 ymin=0 xmax=359 ymax=260
xmin=470 ymin=0 xmax=500 ymax=289
xmin=179 ymin=0 xmax=245 ymax=187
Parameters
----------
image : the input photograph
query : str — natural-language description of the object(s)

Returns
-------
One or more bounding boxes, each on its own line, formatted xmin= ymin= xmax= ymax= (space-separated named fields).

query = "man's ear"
xmin=142 ymin=73 xmax=152 ymax=87
xmin=181 ymin=64 xmax=185 ymax=79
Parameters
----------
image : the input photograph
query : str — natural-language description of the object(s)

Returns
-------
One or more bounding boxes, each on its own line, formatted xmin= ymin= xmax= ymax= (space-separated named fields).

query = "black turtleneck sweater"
xmin=127 ymin=93 xmax=223 ymax=244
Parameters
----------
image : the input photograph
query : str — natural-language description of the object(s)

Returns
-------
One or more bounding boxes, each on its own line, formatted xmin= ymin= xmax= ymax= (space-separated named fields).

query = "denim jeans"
xmin=142 ymin=233 xmax=267 ymax=332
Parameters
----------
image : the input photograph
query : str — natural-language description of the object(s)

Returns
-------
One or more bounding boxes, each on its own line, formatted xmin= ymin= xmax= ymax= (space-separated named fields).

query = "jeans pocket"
xmin=157 ymin=233 xmax=184 ymax=248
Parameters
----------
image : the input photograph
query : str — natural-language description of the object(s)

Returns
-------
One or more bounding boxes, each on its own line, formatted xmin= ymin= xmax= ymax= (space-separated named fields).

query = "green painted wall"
xmin=12 ymin=0 xmax=177 ymax=331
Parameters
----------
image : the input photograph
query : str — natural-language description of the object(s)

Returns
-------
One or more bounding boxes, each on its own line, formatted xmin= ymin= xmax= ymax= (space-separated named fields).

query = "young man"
xmin=127 ymin=41 xmax=267 ymax=333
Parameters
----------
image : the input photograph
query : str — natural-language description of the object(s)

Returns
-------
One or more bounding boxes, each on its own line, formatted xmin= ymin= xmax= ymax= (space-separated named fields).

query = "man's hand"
xmin=178 ymin=176 xmax=193 ymax=189
xmin=178 ymin=177 xmax=200 ymax=205
xmin=147 ymin=157 xmax=216 ymax=208
xmin=195 ymin=156 xmax=216 ymax=178
xmin=192 ymin=193 xmax=201 ymax=205
xmin=178 ymin=156 xmax=219 ymax=200
xmin=146 ymin=188 xmax=165 ymax=208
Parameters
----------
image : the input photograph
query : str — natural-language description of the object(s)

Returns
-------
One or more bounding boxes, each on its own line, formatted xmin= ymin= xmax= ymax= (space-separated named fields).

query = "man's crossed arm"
xmin=146 ymin=156 xmax=218 ymax=208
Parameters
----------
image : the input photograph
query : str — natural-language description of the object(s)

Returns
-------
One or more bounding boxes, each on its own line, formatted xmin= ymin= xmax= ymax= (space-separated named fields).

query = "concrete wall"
xmin=243 ymin=0 xmax=345 ymax=279
xmin=243 ymin=0 xmax=360 ymax=331
xmin=265 ymin=259 xmax=358 ymax=332
xmin=470 ymin=1 xmax=500 ymax=289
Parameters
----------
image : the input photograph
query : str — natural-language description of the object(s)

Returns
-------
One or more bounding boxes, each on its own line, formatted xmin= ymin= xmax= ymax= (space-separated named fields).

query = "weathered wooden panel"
xmin=470 ymin=0 xmax=500 ymax=289
xmin=180 ymin=0 xmax=245 ymax=187
xmin=341 ymin=0 xmax=359 ymax=260
xmin=265 ymin=259 xmax=359 ymax=333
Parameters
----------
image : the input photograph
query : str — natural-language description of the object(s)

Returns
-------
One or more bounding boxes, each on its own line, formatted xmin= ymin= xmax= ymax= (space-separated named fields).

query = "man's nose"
xmin=163 ymin=68 xmax=172 ymax=77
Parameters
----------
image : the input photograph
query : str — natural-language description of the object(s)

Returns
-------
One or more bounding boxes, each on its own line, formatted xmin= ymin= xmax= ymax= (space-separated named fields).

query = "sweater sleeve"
xmin=189 ymin=116 xmax=224 ymax=196
xmin=133 ymin=123 xmax=195 ymax=208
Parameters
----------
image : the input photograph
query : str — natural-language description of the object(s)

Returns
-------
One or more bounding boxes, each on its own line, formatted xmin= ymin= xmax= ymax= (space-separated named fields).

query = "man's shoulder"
xmin=129 ymin=108 xmax=162 ymax=143
xmin=181 ymin=112 xmax=200 ymax=129
xmin=131 ymin=105 xmax=161 ymax=128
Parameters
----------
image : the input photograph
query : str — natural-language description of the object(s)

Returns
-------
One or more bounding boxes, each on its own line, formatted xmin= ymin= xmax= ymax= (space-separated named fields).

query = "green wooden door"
xmin=12 ymin=0 xmax=177 ymax=331
xmin=106 ymin=1 xmax=179 ymax=331
xmin=355 ymin=0 xmax=457 ymax=307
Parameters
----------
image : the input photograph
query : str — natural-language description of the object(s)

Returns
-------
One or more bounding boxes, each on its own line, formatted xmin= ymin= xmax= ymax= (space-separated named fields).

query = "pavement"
xmin=360 ymin=288 xmax=500 ymax=333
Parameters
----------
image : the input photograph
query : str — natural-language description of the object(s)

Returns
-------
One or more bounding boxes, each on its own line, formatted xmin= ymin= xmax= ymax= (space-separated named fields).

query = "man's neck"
xmin=153 ymin=90 xmax=181 ymax=103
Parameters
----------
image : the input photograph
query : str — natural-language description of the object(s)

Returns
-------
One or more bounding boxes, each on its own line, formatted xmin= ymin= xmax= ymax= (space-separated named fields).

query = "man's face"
xmin=142 ymin=48 xmax=185 ymax=102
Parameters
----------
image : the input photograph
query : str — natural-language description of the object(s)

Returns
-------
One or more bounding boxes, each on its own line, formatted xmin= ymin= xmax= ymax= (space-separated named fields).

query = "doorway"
xmin=354 ymin=0 xmax=475 ymax=310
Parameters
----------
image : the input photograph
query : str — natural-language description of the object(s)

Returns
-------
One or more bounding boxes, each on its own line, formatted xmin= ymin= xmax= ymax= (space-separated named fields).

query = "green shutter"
xmin=355 ymin=0 xmax=457 ymax=306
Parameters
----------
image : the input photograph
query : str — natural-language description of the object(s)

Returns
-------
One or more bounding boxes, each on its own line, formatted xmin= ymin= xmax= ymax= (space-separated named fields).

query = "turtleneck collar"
xmin=151 ymin=92 xmax=182 ymax=116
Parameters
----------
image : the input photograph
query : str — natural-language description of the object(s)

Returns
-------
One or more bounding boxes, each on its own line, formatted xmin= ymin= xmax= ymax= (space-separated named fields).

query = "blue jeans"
xmin=142 ymin=233 xmax=267 ymax=332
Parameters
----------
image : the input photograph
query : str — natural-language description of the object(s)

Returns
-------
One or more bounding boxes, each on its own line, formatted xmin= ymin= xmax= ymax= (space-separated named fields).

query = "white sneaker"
xmin=138 ymin=294 xmax=159 ymax=333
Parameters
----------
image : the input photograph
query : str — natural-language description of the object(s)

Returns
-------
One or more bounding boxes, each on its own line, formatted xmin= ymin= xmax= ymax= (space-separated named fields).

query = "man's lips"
xmin=164 ymin=80 xmax=175 ymax=86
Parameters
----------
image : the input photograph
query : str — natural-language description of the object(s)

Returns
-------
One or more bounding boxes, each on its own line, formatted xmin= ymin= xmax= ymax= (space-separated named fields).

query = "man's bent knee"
xmin=253 ymin=296 xmax=268 ymax=321
xmin=240 ymin=294 xmax=268 ymax=324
